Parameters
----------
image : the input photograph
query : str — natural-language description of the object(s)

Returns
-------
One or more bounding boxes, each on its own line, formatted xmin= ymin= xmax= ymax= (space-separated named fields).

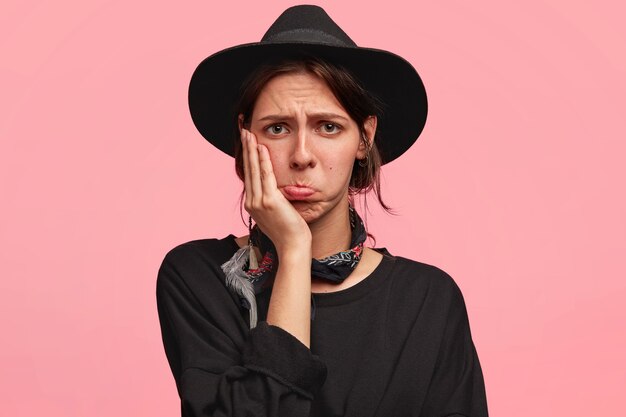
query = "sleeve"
xmin=156 ymin=247 xmax=327 ymax=417
xmin=420 ymin=277 xmax=489 ymax=417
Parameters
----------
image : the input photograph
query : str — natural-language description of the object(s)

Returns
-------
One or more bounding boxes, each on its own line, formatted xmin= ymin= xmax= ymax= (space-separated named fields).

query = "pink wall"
xmin=1 ymin=1 xmax=625 ymax=415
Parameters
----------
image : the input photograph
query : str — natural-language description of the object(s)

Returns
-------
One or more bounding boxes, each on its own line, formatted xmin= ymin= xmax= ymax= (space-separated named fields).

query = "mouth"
xmin=283 ymin=185 xmax=315 ymax=200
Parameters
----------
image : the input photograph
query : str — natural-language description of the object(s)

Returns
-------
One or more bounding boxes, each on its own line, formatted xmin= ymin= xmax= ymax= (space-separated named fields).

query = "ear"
xmin=357 ymin=116 xmax=377 ymax=159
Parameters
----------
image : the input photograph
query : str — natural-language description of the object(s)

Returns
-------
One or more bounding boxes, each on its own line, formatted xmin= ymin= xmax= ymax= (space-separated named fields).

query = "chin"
xmin=290 ymin=201 xmax=322 ymax=224
xmin=293 ymin=200 xmax=347 ymax=226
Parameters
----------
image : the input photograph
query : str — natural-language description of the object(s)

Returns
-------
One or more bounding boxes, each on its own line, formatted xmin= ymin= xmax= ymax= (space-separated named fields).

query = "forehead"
xmin=252 ymin=71 xmax=349 ymax=117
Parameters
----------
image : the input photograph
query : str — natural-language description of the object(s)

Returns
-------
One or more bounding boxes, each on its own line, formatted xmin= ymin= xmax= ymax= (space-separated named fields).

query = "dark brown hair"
xmin=232 ymin=56 xmax=397 ymax=237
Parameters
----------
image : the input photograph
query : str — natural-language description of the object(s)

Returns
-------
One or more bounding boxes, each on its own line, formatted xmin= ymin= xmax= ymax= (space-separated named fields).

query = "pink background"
xmin=1 ymin=1 xmax=624 ymax=415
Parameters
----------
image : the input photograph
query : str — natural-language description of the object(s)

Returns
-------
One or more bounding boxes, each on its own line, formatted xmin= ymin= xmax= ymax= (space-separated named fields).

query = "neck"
xmin=308 ymin=199 xmax=352 ymax=259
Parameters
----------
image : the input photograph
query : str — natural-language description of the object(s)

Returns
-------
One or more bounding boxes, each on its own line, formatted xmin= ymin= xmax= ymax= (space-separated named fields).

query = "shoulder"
xmin=387 ymin=255 xmax=466 ymax=308
xmin=380 ymin=255 xmax=473 ymax=347
xmin=156 ymin=235 xmax=238 ymax=296
xmin=164 ymin=238 xmax=228 ymax=262
xmin=160 ymin=236 xmax=233 ymax=267
xmin=156 ymin=236 xmax=248 ymax=343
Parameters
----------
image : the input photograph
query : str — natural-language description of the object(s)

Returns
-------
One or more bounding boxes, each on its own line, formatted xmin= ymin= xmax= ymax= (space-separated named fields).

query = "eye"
xmin=265 ymin=124 xmax=288 ymax=135
xmin=319 ymin=123 xmax=341 ymax=134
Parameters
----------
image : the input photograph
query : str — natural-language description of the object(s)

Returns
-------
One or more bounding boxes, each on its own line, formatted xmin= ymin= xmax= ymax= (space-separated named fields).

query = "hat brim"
xmin=188 ymin=42 xmax=427 ymax=165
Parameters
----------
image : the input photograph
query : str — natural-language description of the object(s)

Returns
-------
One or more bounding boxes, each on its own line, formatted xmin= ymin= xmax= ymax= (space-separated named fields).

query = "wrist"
xmin=275 ymin=238 xmax=312 ymax=259
xmin=276 ymin=244 xmax=312 ymax=263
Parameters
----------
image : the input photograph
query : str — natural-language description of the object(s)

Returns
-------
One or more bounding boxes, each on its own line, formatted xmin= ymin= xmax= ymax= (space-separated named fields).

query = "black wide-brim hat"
xmin=188 ymin=5 xmax=427 ymax=165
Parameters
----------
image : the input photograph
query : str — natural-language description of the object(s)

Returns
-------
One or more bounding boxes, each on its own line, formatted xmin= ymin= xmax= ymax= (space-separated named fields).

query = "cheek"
xmin=325 ymin=155 xmax=354 ymax=178
xmin=263 ymin=145 xmax=288 ymax=175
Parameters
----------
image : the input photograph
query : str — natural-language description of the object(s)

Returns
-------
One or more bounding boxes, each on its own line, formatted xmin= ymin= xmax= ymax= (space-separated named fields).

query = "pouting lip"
xmin=282 ymin=185 xmax=315 ymax=200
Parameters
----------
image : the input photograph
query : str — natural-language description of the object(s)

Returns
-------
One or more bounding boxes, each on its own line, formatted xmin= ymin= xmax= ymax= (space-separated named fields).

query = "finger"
xmin=241 ymin=129 xmax=252 ymax=208
xmin=247 ymin=130 xmax=263 ymax=205
xmin=257 ymin=144 xmax=278 ymax=195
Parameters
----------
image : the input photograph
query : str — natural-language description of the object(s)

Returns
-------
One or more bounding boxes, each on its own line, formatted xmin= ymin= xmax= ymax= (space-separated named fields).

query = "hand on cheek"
xmin=241 ymin=129 xmax=311 ymax=253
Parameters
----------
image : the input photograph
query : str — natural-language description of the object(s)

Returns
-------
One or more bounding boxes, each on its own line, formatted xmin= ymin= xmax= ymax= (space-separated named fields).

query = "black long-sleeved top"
xmin=156 ymin=234 xmax=488 ymax=416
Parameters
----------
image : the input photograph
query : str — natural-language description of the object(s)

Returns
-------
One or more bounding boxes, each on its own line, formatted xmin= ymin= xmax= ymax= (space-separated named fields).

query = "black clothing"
xmin=156 ymin=234 xmax=489 ymax=416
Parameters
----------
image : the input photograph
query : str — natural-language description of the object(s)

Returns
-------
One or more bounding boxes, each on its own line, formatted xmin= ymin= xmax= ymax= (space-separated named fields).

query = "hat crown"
xmin=260 ymin=5 xmax=356 ymax=47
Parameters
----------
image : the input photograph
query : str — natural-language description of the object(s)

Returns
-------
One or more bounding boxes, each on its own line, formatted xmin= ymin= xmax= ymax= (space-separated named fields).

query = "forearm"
xmin=266 ymin=245 xmax=313 ymax=348
xmin=157 ymin=247 xmax=326 ymax=416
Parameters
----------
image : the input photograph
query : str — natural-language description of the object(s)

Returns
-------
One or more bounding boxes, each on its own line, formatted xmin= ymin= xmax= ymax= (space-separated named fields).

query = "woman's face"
xmin=242 ymin=71 xmax=376 ymax=224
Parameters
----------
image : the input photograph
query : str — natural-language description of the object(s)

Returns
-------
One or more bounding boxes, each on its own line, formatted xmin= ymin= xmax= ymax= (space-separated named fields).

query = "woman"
xmin=157 ymin=5 xmax=488 ymax=417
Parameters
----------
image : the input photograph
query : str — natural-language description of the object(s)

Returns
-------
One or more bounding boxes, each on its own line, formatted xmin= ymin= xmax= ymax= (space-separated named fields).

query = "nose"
xmin=289 ymin=129 xmax=316 ymax=170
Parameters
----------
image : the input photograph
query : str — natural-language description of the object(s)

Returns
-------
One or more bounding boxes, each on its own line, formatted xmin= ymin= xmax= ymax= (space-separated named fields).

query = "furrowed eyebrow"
xmin=256 ymin=113 xmax=350 ymax=123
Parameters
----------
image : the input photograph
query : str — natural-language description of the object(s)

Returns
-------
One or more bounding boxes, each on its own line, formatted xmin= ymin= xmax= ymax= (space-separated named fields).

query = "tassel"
xmin=221 ymin=245 xmax=258 ymax=329
xmin=248 ymin=237 xmax=259 ymax=270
